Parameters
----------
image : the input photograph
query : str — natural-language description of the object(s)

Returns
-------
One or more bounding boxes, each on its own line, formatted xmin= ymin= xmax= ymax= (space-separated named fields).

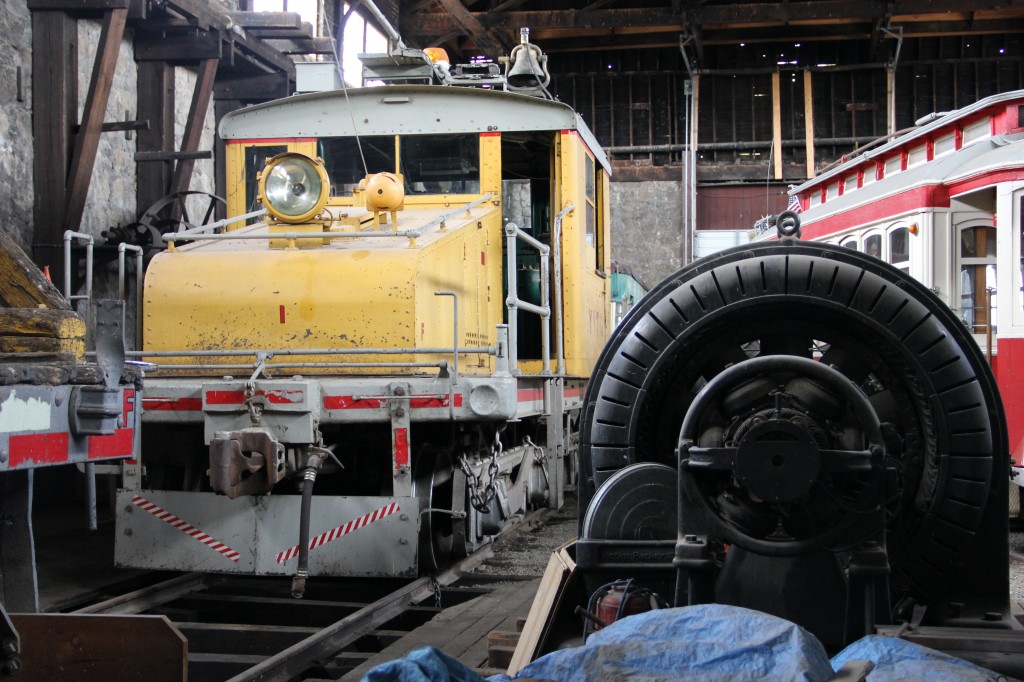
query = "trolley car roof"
xmin=219 ymin=85 xmax=611 ymax=173
xmin=796 ymin=134 xmax=1024 ymax=225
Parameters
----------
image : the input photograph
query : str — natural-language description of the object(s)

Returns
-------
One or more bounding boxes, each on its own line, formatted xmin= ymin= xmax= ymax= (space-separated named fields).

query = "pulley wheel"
xmin=582 ymin=463 xmax=677 ymax=541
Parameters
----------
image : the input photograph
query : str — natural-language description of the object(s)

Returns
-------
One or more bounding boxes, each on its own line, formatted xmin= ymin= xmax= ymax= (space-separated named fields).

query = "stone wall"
xmin=0 ymin=2 xmax=33 ymax=252
xmin=609 ymin=181 xmax=684 ymax=288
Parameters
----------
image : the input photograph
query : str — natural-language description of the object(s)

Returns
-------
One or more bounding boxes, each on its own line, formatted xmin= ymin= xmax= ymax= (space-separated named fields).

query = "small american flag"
xmin=786 ymin=194 xmax=802 ymax=213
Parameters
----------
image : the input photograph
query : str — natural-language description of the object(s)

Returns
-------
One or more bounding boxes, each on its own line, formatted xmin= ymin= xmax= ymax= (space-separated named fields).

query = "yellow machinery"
xmin=117 ymin=71 xmax=614 ymax=582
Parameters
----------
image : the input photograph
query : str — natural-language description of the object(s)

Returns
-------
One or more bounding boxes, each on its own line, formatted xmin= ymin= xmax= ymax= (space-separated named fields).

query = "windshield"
xmin=318 ymin=133 xmax=481 ymax=196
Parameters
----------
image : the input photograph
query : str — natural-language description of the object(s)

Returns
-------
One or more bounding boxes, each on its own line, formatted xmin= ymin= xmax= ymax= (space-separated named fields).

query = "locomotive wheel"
xmin=413 ymin=450 xmax=455 ymax=574
xmin=579 ymin=239 xmax=1006 ymax=601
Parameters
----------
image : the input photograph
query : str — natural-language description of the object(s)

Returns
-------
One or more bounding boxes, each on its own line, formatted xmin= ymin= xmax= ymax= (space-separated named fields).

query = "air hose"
xmin=291 ymin=451 xmax=325 ymax=599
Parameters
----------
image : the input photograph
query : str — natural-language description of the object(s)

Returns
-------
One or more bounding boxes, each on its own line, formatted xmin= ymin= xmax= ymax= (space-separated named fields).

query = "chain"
xmin=459 ymin=429 xmax=503 ymax=514
xmin=431 ymin=575 xmax=443 ymax=608
xmin=245 ymin=352 xmax=271 ymax=424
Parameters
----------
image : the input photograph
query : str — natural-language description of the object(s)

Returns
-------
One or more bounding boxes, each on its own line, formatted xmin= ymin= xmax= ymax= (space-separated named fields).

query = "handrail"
xmin=435 ymin=291 xmax=459 ymax=420
xmin=164 ymin=194 xmax=495 ymax=247
xmin=118 ymin=243 xmax=144 ymax=350
xmin=504 ymin=221 xmax=551 ymax=374
xmin=63 ymin=230 xmax=94 ymax=349
xmin=166 ymin=208 xmax=267 ymax=240
xmin=552 ymin=204 xmax=574 ymax=375
xmin=126 ymin=346 xmax=495 ymax=358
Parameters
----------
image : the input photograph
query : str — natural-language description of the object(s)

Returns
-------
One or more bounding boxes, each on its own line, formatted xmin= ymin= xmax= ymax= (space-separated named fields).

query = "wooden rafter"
xmin=435 ymin=0 xmax=509 ymax=54
xmin=406 ymin=1 xmax=1024 ymax=36
xmin=64 ymin=7 xmax=129 ymax=234
xmin=170 ymin=58 xmax=219 ymax=197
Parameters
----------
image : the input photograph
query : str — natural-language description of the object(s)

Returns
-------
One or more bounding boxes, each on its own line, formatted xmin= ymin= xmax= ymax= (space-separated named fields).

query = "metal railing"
xmin=118 ymin=243 xmax=143 ymax=349
xmin=502 ymin=204 xmax=574 ymax=376
xmin=552 ymin=204 xmax=573 ymax=375
xmin=164 ymin=195 xmax=494 ymax=249
xmin=504 ymin=222 xmax=550 ymax=374
xmin=63 ymin=231 xmax=94 ymax=348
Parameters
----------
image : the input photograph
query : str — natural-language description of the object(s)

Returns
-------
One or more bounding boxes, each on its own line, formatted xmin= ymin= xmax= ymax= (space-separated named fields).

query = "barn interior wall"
xmin=609 ymin=181 xmax=685 ymax=287
xmin=552 ymin=36 xmax=1023 ymax=278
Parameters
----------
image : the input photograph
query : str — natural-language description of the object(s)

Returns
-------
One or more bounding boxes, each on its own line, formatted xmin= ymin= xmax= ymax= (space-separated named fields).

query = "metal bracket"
xmin=388 ymin=383 xmax=412 ymax=496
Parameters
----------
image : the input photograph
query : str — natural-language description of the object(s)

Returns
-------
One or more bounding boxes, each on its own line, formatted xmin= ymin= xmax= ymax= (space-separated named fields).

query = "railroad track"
xmin=69 ymin=510 xmax=559 ymax=681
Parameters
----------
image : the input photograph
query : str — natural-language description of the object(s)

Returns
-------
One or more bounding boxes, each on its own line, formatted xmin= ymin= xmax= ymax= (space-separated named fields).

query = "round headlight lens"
xmin=264 ymin=157 xmax=323 ymax=217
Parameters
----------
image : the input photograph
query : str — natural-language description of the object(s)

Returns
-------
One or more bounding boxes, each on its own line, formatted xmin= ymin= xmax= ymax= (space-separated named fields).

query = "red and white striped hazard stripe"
xmin=277 ymin=501 xmax=400 ymax=564
xmin=132 ymin=495 xmax=240 ymax=563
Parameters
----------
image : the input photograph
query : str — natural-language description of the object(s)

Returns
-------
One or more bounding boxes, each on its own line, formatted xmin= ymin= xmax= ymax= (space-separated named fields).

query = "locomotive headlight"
xmin=258 ymin=152 xmax=330 ymax=223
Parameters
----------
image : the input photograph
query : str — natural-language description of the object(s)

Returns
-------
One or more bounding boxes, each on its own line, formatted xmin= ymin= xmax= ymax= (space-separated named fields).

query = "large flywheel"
xmin=579 ymin=239 xmax=1007 ymax=602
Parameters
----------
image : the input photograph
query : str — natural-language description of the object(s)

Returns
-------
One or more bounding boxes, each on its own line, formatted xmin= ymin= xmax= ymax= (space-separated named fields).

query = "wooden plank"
xmin=875 ymin=626 xmax=1024 ymax=653
xmin=804 ymin=69 xmax=815 ymax=179
xmin=31 ymin=11 xmax=77 ymax=285
xmin=0 ymin=362 xmax=71 ymax=385
xmin=133 ymin=29 xmax=221 ymax=62
xmin=28 ymin=0 xmax=129 ymax=9
xmin=170 ymin=58 xmax=218 ymax=197
xmin=507 ymin=542 xmax=576 ymax=675
xmin=263 ymin=37 xmax=337 ymax=55
xmin=771 ymin=70 xmax=782 ymax=181
xmin=453 ymin=580 xmax=540 ymax=667
xmin=136 ymin=151 xmax=212 ymax=162
xmin=245 ymin=21 xmax=315 ymax=39
xmin=10 ymin=613 xmax=186 ymax=681
xmin=177 ymin=622 xmax=319 ymax=655
xmin=225 ymin=10 xmax=301 ymax=29
xmin=63 ymin=7 xmax=128 ymax=234
xmin=0 ymin=335 xmax=84 ymax=356
xmin=341 ymin=579 xmax=536 ymax=679
xmin=0 ymin=308 xmax=84 ymax=338
xmin=213 ymin=73 xmax=290 ymax=102
xmin=0 ymin=228 xmax=72 ymax=310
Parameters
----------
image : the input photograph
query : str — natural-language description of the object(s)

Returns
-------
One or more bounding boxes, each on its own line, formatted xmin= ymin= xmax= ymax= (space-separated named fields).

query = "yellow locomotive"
xmin=116 ymin=46 xmax=612 ymax=583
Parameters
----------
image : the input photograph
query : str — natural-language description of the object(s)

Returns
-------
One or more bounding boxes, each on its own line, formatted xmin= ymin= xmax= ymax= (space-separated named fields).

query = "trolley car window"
xmin=319 ymin=136 xmax=395 ymax=194
xmin=959 ymin=225 xmax=997 ymax=334
xmin=841 ymin=237 xmax=859 ymax=250
xmin=864 ymin=234 xmax=882 ymax=260
xmin=889 ymin=227 xmax=910 ymax=274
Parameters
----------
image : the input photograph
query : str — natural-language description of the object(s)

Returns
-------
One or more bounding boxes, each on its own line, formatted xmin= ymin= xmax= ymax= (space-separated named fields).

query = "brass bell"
xmin=507 ymin=44 xmax=548 ymax=88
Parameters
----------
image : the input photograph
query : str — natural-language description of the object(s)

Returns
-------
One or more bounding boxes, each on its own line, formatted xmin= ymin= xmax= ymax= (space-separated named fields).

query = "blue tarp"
xmin=362 ymin=605 xmax=1007 ymax=682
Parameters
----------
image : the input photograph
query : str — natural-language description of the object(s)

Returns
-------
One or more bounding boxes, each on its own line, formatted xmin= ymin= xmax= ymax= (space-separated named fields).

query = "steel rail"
xmin=74 ymin=573 xmax=218 ymax=615
xmin=226 ymin=544 xmax=495 ymax=682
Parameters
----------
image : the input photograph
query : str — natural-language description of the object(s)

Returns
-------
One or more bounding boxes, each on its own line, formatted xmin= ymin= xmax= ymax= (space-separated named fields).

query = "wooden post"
xmin=31 ymin=11 xmax=78 ymax=284
xmin=772 ymin=71 xmax=782 ymax=180
xmin=804 ymin=69 xmax=815 ymax=179
xmin=170 ymin=58 xmax=219 ymax=197
xmin=63 ymin=8 xmax=129 ymax=234
xmin=136 ymin=61 xmax=176 ymax=213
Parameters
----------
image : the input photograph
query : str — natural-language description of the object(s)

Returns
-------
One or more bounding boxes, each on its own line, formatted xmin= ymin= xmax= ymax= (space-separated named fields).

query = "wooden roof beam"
xmin=264 ymin=37 xmax=336 ymax=55
xmin=225 ymin=11 xmax=302 ymax=30
xmin=407 ymin=2 xmax=1024 ymax=35
xmin=435 ymin=0 xmax=511 ymax=55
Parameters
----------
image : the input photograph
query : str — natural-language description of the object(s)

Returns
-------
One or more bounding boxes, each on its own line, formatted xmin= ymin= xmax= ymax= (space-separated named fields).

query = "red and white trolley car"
xmin=774 ymin=89 xmax=1024 ymax=467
